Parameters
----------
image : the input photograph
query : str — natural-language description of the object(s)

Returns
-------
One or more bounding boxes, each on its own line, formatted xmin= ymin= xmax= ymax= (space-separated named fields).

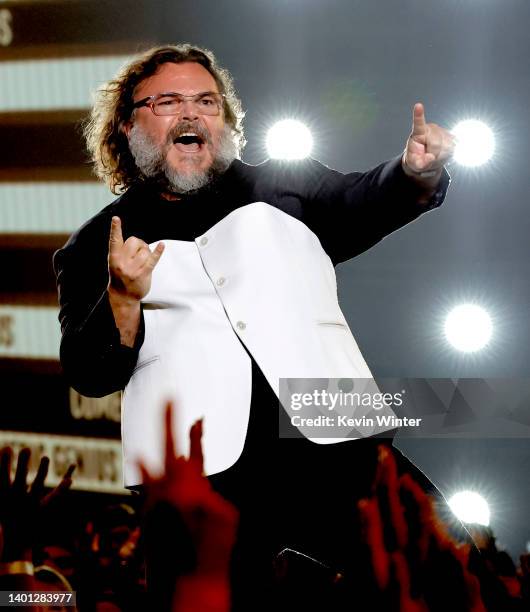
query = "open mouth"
xmin=173 ymin=133 xmax=205 ymax=153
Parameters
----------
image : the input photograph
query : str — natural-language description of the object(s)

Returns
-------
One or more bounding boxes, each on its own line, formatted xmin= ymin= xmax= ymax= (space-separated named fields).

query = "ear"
xmin=120 ymin=120 xmax=132 ymax=139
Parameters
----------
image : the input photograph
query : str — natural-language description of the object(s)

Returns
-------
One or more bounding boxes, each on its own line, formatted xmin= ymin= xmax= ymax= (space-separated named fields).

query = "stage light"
xmin=452 ymin=119 xmax=494 ymax=167
xmin=266 ymin=119 xmax=313 ymax=160
xmin=444 ymin=304 xmax=492 ymax=352
xmin=448 ymin=491 xmax=490 ymax=526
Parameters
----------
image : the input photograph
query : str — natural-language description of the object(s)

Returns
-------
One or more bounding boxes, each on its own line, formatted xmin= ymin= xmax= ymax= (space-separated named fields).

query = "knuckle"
xmin=125 ymin=236 xmax=140 ymax=248
xmin=136 ymin=238 xmax=148 ymax=248
xmin=111 ymin=262 xmax=123 ymax=275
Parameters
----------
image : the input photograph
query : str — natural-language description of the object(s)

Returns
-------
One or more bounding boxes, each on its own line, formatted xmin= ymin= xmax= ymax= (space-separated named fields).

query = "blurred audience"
xmin=355 ymin=445 xmax=486 ymax=611
xmin=76 ymin=502 xmax=144 ymax=611
xmin=0 ymin=446 xmax=75 ymax=610
xmin=33 ymin=564 xmax=76 ymax=612
xmin=0 ymin=426 xmax=528 ymax=611
xmin=467 ymin=524 xmax=527 ymax=608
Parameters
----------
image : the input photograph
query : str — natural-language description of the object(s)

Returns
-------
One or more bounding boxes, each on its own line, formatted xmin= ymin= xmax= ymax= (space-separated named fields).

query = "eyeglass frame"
xmin=131 ymin=91 xmax=226 ymax=117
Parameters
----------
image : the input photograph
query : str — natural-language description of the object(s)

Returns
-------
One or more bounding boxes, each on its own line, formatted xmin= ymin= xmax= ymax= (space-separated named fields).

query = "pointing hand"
xmin=402 ymin=103 xmax=456 ymax=177
xmin=108 ymin=216 xmax=165 ymax=301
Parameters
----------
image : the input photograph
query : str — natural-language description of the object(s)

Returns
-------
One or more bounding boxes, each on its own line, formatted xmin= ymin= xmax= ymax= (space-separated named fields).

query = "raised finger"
xmin=147 ymin=242 xmax=165 ymax=269
xmin=30 ymin=455 xmax=50 ymax=498
xmin=376 ymin=446 xmax=408 ymax=551
xmin=359 ymin=497 xmax=390 ymax=590
xmin=399 ymin=474 xmax=433 ymax=562
xmin=164 ymin=401 xmax=178 ymax=474
xmin=108 ymin=216 xmax=124 ymax=255
xmin=41 ymin=464 xmax=76 ymax=506
xmin=412 ymin=103 xmax=427 ymax=137
xmin=133 ymin=244 xmax=164 ymax=278
xmin=63 ymin=463 xmax=76 ymax=481
xmin=391 ymin=552 xmax=428 ymax=612
xmin=189 ymin=418 xmax=204 ymax=473
xmin=12 ymin=447 xmax=31 ymax=492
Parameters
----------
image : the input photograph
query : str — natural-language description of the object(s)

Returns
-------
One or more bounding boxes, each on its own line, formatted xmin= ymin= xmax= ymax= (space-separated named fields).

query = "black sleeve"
xmin=300 ymin=154 xmax=451 ymax=265
xmin=53 ymin=215 xmax=144 ymax=398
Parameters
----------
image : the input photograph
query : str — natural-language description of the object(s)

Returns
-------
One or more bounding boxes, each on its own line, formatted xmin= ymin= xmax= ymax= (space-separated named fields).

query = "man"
xmin=54 ymin=44 xmax=455 ymax=606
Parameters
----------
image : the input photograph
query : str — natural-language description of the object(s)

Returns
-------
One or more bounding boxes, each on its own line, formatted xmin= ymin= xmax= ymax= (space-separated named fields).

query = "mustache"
xmin=165 ymin=121 xmax=212 ymax=146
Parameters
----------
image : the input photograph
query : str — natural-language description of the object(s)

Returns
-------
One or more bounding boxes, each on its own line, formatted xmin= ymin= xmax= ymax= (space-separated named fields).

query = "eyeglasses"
xmin=131 ymin=91 xmax=225 ymax=116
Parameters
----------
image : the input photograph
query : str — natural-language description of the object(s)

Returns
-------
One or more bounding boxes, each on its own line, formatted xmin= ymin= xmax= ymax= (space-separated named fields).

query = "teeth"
xmin=180 ymin=132 xmax=198 ymax=137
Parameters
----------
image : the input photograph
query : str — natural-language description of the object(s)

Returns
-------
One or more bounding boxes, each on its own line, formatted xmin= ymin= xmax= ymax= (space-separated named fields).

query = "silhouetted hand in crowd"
xmin=0 ymin=447 xmax=75 ymax=612
xmin=519 ymin=553 xmax=530 ymax=602
xmin=138 ymin=402 xmax=239 ymax=612
xmin=0 ymin=447 xmax=75 ymax=563
xmin=358 ymin=445 xmax=486 ymax=612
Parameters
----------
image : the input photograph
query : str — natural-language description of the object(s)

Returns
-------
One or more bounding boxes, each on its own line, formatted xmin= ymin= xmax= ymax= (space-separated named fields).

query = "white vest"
xmin=122 ymin=202 xmax=374 ymax=487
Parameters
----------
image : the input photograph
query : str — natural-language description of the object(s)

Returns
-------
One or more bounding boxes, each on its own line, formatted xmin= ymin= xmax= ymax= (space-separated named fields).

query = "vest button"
xmin=236 ymin=321 xmax=246 ymax=331
xmin=199 ymin=236 xmax=208 ymax=246
xmin=216 ymin=277 xmax=226 ymax=287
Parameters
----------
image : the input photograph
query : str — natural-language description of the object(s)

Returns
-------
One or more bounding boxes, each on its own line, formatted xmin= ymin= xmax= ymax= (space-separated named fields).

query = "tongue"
xmin=174 ymin=142 xmax=201 ymax=152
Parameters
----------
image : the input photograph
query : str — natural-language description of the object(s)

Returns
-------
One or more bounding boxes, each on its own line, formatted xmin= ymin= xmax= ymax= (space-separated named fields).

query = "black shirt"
xmin=54 ymin=155 xmax=449 ymax=400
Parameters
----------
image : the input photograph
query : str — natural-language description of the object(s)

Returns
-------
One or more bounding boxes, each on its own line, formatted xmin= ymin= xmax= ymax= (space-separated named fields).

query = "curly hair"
xmin=83 ymin=44 xmax=246 ymax=194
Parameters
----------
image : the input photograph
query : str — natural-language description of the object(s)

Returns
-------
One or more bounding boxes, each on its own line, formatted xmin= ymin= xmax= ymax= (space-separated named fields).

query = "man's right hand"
xmin=108 ymin=216 xmax=165 ymax=301
xmin=107 ymin=216 xmax=164 ymax=347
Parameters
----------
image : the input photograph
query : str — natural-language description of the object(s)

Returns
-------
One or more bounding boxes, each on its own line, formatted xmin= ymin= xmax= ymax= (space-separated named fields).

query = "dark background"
xmin=0 ymin=0 xmax=528 ymax=557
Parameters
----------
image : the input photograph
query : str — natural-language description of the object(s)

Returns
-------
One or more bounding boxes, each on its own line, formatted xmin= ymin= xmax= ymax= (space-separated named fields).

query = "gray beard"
xmin=128 ymin=123 xmax=238 ymax=194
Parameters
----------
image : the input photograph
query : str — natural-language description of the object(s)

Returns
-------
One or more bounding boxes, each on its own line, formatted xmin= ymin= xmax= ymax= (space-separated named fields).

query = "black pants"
xmin=138 ymin=361 xmax=448 ymax=611
xmin=209 ymin=437 xmax=442 ymax=610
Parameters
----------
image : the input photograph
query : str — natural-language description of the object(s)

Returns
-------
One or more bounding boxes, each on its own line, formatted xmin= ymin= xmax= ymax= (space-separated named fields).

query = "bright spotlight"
xmin=266 ymin=119 xmax=313 ymax=160
xmin=448 ymin=491 xmax=490 ymax=526
xmin=444 ymin=304 xmax=492 ymax=352
xmin=452 ymin=119 xmax=494 ymax=167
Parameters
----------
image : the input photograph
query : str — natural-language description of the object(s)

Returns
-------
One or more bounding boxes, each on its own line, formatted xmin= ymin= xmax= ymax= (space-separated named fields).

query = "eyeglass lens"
xmin=153 ymin=93 xmax=222 ymax=116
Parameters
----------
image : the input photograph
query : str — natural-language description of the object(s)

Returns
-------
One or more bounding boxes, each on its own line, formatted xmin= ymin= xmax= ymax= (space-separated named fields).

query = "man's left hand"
xmin=402 ymin=102 xmax=456 ymax=182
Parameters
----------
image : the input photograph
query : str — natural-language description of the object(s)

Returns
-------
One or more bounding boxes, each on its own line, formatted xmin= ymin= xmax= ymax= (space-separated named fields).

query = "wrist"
xmin=107 ymin=287 xmax=142 ymax=348
xmin=108 ymin=286 xmax=141 ymax=309
xmin=401 ymin=151 xmax=443 ymax=183
xmin=401 ymin=153 xmax=444 ymax=204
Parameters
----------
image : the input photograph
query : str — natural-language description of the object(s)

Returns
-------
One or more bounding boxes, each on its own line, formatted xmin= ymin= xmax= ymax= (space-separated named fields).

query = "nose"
xmin=179 ymin=98 xmax=199 ymax=121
